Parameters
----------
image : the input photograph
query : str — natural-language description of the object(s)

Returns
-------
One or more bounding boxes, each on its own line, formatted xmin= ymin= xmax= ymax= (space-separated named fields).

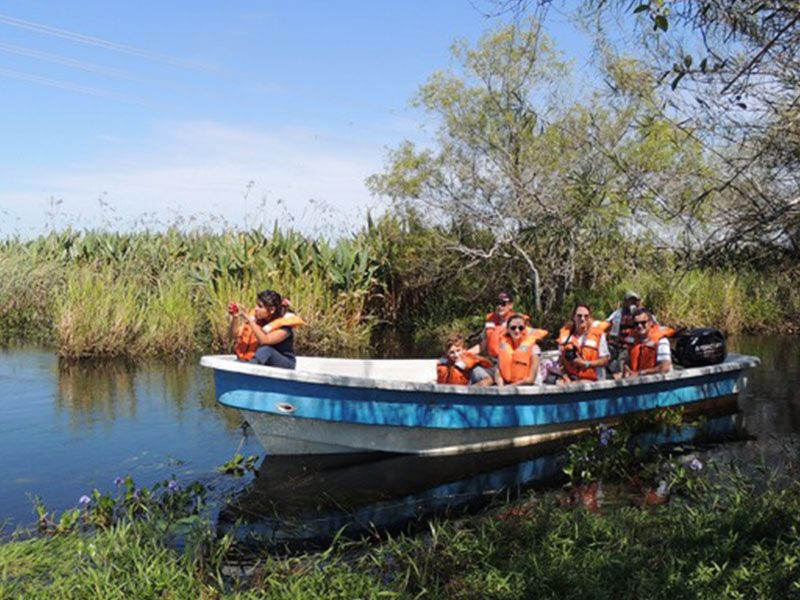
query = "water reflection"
xmin=730 ymin=336 xmax=800 ymax=436
xmin=219 ymin=402 xmax=747 ymax=550
xmin=57 ymin=360 xmax=139 ymax=428
xmin=0 ymin=350 xmax=259 ymax=528
xmin=56 ymin=358 xmax=241 ymax=431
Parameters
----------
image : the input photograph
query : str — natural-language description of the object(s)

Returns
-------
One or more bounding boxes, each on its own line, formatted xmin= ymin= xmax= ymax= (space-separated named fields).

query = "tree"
xmin=496 ymin=0 xmax=800 ymax=264
xmin=369 ymin=20 xmax=709 ymax=313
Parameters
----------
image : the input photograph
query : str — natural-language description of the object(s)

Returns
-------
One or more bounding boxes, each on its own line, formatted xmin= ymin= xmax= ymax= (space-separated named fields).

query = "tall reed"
xmin=55 ymin=268 xmax=144 ymax=358
xmin=0 ymin=223 xmax=796 ymax=359
xmin=135 ymin=274 xmax=200 ymax=357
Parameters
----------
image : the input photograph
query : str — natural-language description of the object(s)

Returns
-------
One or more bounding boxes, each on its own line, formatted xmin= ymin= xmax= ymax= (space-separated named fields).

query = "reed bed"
xmin=0 ymin=224 xmax=796 ymax=359
xmin=0 ymin=227 xmax=379 ymax=359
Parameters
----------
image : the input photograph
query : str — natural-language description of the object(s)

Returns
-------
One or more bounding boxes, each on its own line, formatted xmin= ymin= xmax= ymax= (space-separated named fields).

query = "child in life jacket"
xmin=229 ymin=289 xmax=304 ymax=369
xmin=437 ymin=335 xmax=494 ymax=386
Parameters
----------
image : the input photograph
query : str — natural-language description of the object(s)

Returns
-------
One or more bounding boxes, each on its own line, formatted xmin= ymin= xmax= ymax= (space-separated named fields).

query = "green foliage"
xmin=216 ymin=453 xmax=259 ymax=477
xmin=0 ymin=225 xmax=386 ymax=358
xmin=55 ymin=268 xmax=145 ymax=359
xmin=5 ymin=457 xmax=800 ymax=598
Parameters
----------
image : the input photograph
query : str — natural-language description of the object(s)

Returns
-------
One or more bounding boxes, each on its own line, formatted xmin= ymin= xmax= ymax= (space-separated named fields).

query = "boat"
xmin=200 ymin=352 xmax=759 ymax=456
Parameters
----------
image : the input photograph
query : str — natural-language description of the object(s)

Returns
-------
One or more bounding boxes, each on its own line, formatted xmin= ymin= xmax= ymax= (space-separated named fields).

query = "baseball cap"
xmin=497 ymin=291 xmax=513 ymax=303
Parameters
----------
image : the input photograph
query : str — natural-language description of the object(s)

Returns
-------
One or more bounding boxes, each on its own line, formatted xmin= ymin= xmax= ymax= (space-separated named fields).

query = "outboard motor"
xmin=671 ymin=328 xmax=727 ymax=367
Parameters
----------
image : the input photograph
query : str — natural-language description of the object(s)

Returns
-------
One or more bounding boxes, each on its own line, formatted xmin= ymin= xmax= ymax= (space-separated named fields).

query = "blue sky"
xmin=0 ymin=0 xmax=595 ymax=238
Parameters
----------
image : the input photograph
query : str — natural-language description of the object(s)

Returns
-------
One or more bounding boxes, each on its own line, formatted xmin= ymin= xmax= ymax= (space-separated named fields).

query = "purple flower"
xmin=114 ymin=477 xmax=124 ymax=487
xmin=689 ymin=458 xmax=704 ymax=471
xmin=599 ymin=426 xmax=616 ymax=447
xmin=167 ymin=480 xmax=180 ymax=493
xmin=78 ymin=495 xmax=91 ymax=506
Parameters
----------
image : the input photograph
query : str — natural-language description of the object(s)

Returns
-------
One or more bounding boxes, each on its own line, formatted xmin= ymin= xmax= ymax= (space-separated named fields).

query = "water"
xmin=0 ymin=348 xmax=261 ymax=529
xmin=0 ymin=336 xmax=798 ymax=537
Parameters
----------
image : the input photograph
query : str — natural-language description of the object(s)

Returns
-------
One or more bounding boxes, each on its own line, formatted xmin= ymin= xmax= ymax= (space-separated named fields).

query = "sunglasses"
xmin=634 ymin=320 xmax=649 ymax=327
xmin=497 ymin=300 xmax=512 ymax=306
xmin=575 ymin=314 xmax=590 ymax=320
xmin=508 ymin=325 xmax=525 ymax=332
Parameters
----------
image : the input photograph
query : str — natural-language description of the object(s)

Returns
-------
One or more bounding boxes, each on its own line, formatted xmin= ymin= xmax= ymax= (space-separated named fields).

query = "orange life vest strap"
xmin=263 ymin=313 xmax=305 ymax=332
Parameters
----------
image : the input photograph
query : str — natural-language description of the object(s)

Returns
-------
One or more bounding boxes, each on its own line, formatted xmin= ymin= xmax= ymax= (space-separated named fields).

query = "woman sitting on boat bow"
xmin=229 ymin=289 xmax=304 ymax=369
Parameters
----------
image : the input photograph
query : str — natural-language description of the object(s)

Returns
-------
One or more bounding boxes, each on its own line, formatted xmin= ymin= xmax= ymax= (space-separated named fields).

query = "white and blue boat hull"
xmin=201 ymin=354 xmax=758 ymax=456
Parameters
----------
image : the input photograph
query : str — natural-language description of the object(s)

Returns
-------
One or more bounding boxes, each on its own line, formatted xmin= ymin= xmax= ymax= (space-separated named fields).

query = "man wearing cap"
xmin=607 ymin=291 xmax=642 ymax=344
xmin=605 ymin=291 xmax=643 ymax=379
xmin=470 ymin=291 xmax=530 ymax=358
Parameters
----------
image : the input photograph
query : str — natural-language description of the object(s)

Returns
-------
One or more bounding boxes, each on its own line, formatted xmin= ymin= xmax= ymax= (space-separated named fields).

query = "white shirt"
xmin=607 ymin=308 xmax=658 ymax=338
xmin=656 ymin=337 xmax=671 ymax=364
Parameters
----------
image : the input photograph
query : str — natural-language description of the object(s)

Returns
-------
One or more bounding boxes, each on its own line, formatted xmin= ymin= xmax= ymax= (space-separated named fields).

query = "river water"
xmin=0 ymin=337 xmax=798 ymax=538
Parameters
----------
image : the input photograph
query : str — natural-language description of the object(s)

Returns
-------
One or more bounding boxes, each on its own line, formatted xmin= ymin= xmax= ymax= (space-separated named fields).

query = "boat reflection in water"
xmin=218 ymin=397 xmax=747 ymax=550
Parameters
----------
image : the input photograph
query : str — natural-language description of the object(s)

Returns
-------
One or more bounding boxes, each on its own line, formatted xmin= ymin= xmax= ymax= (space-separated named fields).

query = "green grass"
xmin=2 ymin=471 xmax=799 ymax=599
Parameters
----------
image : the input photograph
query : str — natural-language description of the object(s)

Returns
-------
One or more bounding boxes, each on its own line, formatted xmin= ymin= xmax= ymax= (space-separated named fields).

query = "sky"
xmin=0 ymin=0 xmax=596 ymax=238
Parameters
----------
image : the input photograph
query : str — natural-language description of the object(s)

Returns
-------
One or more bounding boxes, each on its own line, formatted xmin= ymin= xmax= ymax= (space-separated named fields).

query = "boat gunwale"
xmin=200 ymin=353 xmax=760 ymax=397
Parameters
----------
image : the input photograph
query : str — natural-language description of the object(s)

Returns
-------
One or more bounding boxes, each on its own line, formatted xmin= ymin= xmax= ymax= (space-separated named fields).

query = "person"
xmin=625 ymin=308 xmax=674 ymax=377
xmin=606 ymin=291 xmax=642 ymax=350
xmin=606 ymin=291 xmax=655 ymax=379
xmin=557 ymin=303 xmax=611 ymax=383
xmin=494 ymin=314 xmax=545 ymax=386
xmin=437 ymin=335 xmax=494 ymax=386
xmin=229 ymin=289 xmax=304 ymax=369
xmin=472 ymin=291 xmax=534 ymax=358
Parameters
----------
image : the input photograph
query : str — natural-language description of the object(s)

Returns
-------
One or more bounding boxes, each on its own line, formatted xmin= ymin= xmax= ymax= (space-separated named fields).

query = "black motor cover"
xmin=672 ymin=328 xmax=727 ymax=367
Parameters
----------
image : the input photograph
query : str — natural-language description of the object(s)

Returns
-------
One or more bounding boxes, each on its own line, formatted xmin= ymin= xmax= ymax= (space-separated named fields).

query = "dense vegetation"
xmin=0 ymin=218 xmax=797 ymax=359
xmin=2 ymin=419 xmax=799 ymax=598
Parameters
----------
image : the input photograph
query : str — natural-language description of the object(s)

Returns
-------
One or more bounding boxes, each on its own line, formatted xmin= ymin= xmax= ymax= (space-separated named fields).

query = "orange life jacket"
xmin=484 ymin=312 xmax=532 ymax=357
xmin=629 ymin=326 xmax=675 ymax=371
xmin=558 ymin=320 xmax=610 ymax=381
xmin=234 ymin=312 xmax=305 ymax=361
xmin=497 ymin=329 xmax=546 ymax=384
xmin=436 ymin=352 xmax=494 ymax=385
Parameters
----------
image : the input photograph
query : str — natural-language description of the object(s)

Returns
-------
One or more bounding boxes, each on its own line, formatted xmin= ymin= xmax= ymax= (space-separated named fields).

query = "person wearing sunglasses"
xmin=494 ymin=314 xmax=546 ymax=386
xmin=624 ymin=309 xmax=674 ymax=377
xmin=471 ymin=291 xmax=533 ymax=359
xmin=605 ymin=291 xmax=660 ymax=379
xmin=557 ymin=303 xmax=611 ymax=383
xmin=437 ymin=334 xmax=494 ymax=386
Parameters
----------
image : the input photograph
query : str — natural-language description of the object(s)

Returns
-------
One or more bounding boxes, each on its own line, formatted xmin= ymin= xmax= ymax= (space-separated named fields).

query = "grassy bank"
xmin=2 ymin=465 xmax=799 ymax=598
xmin=1 ymin=223 xmax=797 ymax=359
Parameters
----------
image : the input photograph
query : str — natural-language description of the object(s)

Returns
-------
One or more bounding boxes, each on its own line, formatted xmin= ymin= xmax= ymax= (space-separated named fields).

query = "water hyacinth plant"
xmin=30 ymin=475 xmax=207 ymax=537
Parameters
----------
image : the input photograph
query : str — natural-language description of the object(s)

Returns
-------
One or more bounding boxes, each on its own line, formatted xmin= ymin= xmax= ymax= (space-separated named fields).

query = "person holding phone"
xmin=228 ymin=289 xmax=304 ymax=369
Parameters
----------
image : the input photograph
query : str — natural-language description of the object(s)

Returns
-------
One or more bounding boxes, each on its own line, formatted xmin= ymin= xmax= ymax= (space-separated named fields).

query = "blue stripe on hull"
xmin=215 ymin=370 xmax=739 ymax=430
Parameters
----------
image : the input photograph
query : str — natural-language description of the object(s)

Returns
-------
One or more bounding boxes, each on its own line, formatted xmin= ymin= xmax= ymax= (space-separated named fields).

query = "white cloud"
xmin=0 ymin=119 xmax=389 ymax=238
